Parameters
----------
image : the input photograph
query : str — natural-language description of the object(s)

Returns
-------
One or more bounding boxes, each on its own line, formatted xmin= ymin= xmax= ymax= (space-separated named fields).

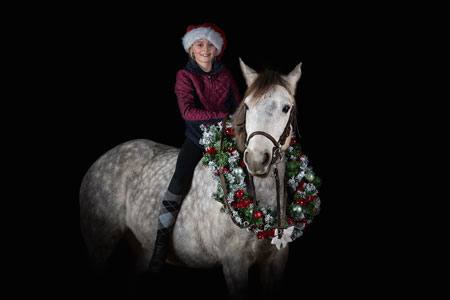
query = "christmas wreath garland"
xmin=200 ymin=118 xmax=321 ymax=242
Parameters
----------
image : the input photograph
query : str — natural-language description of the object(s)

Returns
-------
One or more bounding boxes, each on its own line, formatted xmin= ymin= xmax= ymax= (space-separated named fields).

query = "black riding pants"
xmin=167 ymin=138 xmax=204 ymax=195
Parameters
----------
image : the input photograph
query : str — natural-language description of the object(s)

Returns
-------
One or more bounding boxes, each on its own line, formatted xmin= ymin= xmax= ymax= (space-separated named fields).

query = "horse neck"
xmin=251 ymin=156 xmax=286 ymax=208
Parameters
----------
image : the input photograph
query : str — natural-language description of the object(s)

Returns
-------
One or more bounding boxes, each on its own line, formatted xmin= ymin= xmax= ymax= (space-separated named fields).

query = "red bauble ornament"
xmin=226 ymin=128 xmax=234 ymax=135
xmin=254 ymin=211 xmax=262 ymax=218
xmin=235 ymin=189 xmax=244 ymax=199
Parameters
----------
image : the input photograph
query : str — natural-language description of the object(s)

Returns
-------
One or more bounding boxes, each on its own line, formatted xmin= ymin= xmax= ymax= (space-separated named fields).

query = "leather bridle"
xmin=244 ymin=106 xmax=295 ymax=165
xmin=218 ymin=106 xmax=295 ymax=238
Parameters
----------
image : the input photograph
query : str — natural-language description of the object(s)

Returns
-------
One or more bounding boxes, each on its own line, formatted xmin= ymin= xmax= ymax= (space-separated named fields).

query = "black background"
xmin=17 ymin=5 xmax=419 ymax=299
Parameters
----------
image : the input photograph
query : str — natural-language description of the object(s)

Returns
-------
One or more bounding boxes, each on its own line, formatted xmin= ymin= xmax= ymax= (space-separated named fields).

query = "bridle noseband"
xmin=245 ymin=131 xmax=282 ymax=166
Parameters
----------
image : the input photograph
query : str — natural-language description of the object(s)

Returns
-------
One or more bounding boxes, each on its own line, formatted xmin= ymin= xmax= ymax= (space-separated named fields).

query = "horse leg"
xmin=259 ymin=246 xmax=289 ymax=298
xmin=80 ymin=216 xmax=133 ymax=297
xmin=133 ymin=246 xmax=153 ymax=274
xmin=118 ymin=230 xmax=155 ymax=297
xmin=81 ymin=218 xmax=126 ymax=274
xmin=222 ymin=259 xmax=250 ymax=300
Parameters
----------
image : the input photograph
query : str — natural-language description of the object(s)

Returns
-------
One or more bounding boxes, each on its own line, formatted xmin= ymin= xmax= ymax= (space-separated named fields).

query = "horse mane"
xmin=232 ymin=69 xmax=299 ymax=151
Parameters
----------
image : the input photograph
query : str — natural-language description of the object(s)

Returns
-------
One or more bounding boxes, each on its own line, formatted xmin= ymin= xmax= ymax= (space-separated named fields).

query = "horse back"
xmin=79 ymin=139 xmax=179 ymax=250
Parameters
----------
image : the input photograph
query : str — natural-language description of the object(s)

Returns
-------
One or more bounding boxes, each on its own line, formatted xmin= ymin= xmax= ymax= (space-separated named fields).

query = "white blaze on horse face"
xmin=244 ymin=85 xmax=294 ymax=176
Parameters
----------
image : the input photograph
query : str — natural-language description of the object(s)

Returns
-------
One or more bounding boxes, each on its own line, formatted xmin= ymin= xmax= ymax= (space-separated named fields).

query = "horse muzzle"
xmin=244 ymin=130 xmax=283 ymax=176
xmin=243 ymin=149 xmax=272 ymax=176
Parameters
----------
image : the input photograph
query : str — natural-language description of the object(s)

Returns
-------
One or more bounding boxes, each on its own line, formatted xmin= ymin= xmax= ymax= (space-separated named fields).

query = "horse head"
xmin=233 ymin=58 xmax=302 ymax=176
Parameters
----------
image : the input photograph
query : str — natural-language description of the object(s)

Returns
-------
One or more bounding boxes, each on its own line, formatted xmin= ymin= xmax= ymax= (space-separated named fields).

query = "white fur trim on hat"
xmin=182 ymin=27 xmax=223 ymax=56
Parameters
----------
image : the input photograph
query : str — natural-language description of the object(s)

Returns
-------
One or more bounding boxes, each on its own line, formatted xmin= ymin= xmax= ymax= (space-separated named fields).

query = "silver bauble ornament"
xmin=232 ymin=166 xmax=244 ymax=176
xmin=292 ymin=205 xmax=302 ymax=215
xmin=305 ymin=172 xmax=315 ymax=182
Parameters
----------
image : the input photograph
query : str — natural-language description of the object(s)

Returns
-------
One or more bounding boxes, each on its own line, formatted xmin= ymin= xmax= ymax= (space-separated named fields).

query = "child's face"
xmin=191 ymin=39 xmax=217 ymax=65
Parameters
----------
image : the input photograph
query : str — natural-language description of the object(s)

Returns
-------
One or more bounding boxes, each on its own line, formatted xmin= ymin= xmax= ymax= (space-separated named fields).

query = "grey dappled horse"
xmin=80 ymin=59 xmax=302 ymax=299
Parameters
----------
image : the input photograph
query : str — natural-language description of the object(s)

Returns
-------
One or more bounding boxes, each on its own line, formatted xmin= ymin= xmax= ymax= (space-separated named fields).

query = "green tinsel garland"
xmin=200 ymin=118 xmax=321 ymax=241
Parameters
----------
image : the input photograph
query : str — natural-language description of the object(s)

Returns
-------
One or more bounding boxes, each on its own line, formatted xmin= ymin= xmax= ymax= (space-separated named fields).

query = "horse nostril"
xmin=261 ymin=152 xmax=270 ymax=165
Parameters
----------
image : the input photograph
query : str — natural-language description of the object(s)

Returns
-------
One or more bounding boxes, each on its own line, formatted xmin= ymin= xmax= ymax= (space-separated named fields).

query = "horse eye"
xmin=282 ymin=105 xmax=290 ymax=113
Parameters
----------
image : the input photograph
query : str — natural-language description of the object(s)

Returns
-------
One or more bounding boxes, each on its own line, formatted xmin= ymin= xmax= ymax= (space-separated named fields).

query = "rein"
xmin=219 ymin=109 xmax=294 ymax=237
xmin=219 ymin=118 xmax=257 ymax=229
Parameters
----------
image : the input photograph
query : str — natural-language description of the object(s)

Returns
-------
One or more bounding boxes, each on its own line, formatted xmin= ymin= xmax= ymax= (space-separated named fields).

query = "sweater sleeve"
xmin=175 ymin=70 xmax=228 ymax=121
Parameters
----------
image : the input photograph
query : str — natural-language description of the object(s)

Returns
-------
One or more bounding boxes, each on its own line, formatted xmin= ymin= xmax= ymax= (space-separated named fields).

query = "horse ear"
xmin=239 ymin=58 xmax=258 ymax=86
xmin=284 ymin=62 xmax=302 ymax=95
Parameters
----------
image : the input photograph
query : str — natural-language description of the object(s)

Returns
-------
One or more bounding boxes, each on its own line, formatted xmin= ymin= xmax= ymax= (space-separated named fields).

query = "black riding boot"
xmin=148 ymin=233 xmax=169 ymax=273
xmin=148 ymin=190 xmax=183 ymax=273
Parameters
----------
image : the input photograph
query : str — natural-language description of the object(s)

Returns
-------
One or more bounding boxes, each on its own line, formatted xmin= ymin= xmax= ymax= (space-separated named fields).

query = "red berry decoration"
xmin=254 ymin=211 xmax=262 ymax=218
xmin=226 ymin=128 xmax=234 ymax=135
xmin=300 ymin=218 xmax=308 ymax=229
xmin=296 ymin=181 xmax=305 ymax=191
xmin=206 ymin=147 xmax=217 ymax=155
xmin=295 ymin=198 xmax=306 ymax=206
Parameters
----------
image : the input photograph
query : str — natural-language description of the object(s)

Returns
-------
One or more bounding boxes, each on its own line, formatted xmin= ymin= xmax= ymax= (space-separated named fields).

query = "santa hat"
xmin=182 ymin=23 xmax=226 ymax=60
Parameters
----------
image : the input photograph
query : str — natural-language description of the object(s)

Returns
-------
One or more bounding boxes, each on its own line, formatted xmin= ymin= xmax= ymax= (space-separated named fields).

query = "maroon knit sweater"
xmin=175 ymin=60 xmax=241 ymax=147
